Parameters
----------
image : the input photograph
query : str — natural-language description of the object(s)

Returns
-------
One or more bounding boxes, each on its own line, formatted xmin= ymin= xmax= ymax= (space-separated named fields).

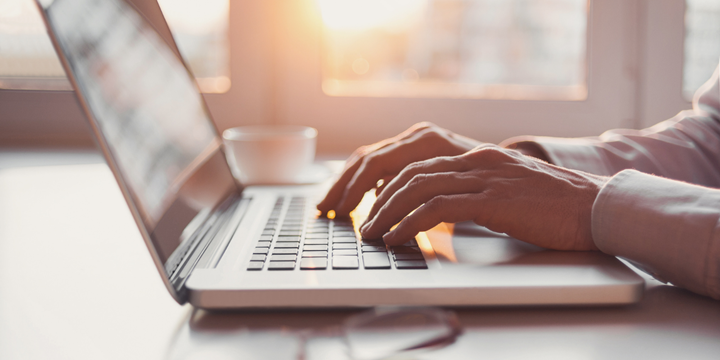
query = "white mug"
xmin=222 ymin=125 xmax=317 ymax=185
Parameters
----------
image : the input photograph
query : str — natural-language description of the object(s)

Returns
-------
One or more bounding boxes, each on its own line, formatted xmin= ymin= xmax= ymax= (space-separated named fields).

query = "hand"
xmin=317 ymin=122 xmax=481 ymax=216
xmin=359 ymin=145 xmax=609 ymax=251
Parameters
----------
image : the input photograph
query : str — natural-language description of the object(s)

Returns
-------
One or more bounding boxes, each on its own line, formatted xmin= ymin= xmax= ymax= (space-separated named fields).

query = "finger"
xmin=364 ymin=155 xmax=469 ymax=225
xmin=383 ymin=193 xmax=488 ymax=245
xmin=317 ymin=151 xmax=364 ymax=213
xmin=361 ymin=171 xmax=486 ymax=239
xmin=334 ymin=129 xmax=451 ymax=216
xmin=317 ymin=123 xmax=434 ymax=213
xmin=333 ymin=142 xmax=404 ymax=216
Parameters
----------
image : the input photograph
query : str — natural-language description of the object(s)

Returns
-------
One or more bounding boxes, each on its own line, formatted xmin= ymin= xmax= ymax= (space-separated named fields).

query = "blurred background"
xmin=0 ymin=0 xmax=717 ymax=155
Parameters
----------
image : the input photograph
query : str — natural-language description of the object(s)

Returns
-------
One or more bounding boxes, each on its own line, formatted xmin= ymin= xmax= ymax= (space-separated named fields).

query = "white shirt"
xmin=505 ymin=66 xmax=720 ymax=300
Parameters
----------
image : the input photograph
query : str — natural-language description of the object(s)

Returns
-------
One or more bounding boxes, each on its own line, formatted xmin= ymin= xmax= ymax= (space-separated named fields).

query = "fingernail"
xmin=360 ymin=221 xmax=371 ymax=234
xmin=382 ymin=231 xmax=393 ymax=244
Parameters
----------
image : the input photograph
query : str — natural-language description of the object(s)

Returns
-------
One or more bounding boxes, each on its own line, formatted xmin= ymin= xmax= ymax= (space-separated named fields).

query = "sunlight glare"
xmin=317 ymin=0 xmax=427 ymax=31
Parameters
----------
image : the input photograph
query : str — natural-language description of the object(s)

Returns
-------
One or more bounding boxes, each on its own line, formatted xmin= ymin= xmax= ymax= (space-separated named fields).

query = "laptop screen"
xmin=43 ymin=0 xmax=220 ymax=227
xmin=39 ymin=0 xmax=240 ymax=294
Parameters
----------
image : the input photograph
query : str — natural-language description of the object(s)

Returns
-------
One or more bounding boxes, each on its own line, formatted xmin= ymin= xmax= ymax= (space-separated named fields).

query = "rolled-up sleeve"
xmin=592 ymin=170 xmax=720 ymax=299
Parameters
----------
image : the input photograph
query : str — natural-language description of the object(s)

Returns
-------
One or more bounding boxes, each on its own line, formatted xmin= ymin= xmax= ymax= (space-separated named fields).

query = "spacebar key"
xmin=363 ymin=252 xmax=391 ymax=269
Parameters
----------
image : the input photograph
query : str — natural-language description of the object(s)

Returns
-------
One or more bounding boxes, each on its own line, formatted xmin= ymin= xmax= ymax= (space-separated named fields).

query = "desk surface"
xmin=1 ymin=149 xmax=719 ymax=360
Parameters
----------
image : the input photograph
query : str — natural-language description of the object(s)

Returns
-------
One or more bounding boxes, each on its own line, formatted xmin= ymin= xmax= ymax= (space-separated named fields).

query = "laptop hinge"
xmin=168 ymin=195 xmax=250 ymax=299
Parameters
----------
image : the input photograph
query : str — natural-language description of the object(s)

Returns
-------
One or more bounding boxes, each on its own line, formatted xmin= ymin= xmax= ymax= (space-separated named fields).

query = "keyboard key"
xmin=277 ymin=237 xmax=301 ymax=243
xmin=391 ymin=246 xmax=421 ymax=254
xmin=281 ymin=225 xmax=303 ymax=231
xmin=257 ymin=240 xmax=272 ymax=247
xmin=267 ymin=261 xmax=296 ymax=270
xmin=304 ymin=244 xmax=328 ymax=251
xmin=261 ymin=230 xmax=274 ymax=236
xmin=304 ymin=239 xmax=328 ymax=245
xmin=300 ymin=258 xmax=328 ymax=270
xmin=270 ymin=254 xmax=297 ymax=261
xmin=395 ymin=260 xmax=427 ymax=269
xmin=275 ymin=242 xmax=300 ymax=249
xmin=362 ymin=245 xmax=387 ymax=252
xmin=333 ymin=249 xmax=358 ymax=256
xmin=401 ymin=239 xmax=419 ymax=247
xmin=258 ymin=235 xmax=273 ymax=241
xmin=305 ymin=233 xmax=329 ymax=239
xmin=361 ymin=238 xmax=385 ymax=246
xmin=333 ymin=231 xmax=356 ymax=238
xmin=279 ymin=231 xmax=302 ymax=236
xmin=332 ymin=236 xmax=357 ymax=243
xmin=333 ymin=243 xmax=357 ymax=250
xmin=253 ymin=247 xmax=269 ymax=254
xmin=251 ymin=254 xmax=267 ymax=262
xmin=333 ymin=224 xmax=354 ymax=231
xmin=302 ymin=251 xmax=328 ymax=258
xmin=363 ymin=253 xmax=391 ymax=269
xmin=333 ymin=256 xmax=359 ymax=269
xmin=394 ymin=253 xmax=424 ymax=260
xmin=247 ymin=261 xmax=264 ymax=270
xmin=271 ymin=249 xmax=298 ymax=255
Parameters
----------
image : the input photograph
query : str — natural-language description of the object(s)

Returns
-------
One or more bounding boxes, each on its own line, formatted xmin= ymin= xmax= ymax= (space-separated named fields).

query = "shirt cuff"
xmin=501 ymin=136 xmax=615 ymax=176
xmin=591 ymin=169 xmax=720 ymax=299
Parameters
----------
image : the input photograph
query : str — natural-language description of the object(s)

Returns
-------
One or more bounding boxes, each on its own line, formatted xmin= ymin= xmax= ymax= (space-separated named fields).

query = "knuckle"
xmin=404 ymin=160 xmax=425 ymax=173
xmin=418 ymin=127 xmax=444 ymax=140
xmin=407 ymin=173 xmax=429 ymax=189
xmin=425 ymin=195 xmax=450 ymax=213
xmin=467 ymin=146 xmax=507 ymax=162
xmin=362 ymin=153 xmax=379 ymax=169
xmin=415 ymin=121 xmax=435 ymax=130
xmin=352 ymin=145 xmax=368 ymax=158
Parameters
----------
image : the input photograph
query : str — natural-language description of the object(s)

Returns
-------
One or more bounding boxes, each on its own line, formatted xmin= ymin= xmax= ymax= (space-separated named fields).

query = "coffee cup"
xmin=222 ymin=125 xmax=317 ymax=185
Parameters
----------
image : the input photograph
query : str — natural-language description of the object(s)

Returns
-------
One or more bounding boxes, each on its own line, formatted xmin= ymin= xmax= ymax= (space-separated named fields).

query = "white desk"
xmin=1 ymin=149 xmax=719 ymax=360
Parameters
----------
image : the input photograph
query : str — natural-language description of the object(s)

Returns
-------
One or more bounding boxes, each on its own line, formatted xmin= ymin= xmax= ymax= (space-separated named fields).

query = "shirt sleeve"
xmin=592 ymin=170 xmax=720 ymax=299
xmin=499 ymin=64 xmax=720 ymax=299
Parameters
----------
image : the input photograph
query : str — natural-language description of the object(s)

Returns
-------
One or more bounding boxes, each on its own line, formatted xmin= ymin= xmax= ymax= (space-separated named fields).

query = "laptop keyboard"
xmin=247 ymin=196 xmax=428 ymax=271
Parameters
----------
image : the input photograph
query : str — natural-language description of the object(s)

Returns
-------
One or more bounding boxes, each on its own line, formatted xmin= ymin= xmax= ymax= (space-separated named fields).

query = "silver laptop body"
xmin=37 ymin=0 xmax=644 ymax=309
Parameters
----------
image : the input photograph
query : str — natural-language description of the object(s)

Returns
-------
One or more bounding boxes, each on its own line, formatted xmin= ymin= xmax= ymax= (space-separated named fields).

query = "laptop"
xmin=36 ymin=0 xmax=644 ymax=308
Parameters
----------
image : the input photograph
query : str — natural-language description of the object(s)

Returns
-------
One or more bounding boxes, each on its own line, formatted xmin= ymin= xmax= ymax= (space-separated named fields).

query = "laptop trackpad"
xmin=426 ymin=221 xmax=601 ymax=267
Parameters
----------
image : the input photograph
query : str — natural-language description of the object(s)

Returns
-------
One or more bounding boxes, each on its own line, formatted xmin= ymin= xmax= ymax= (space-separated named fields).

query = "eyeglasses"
xmin=297 ymin=307 xmax=462 ymax=360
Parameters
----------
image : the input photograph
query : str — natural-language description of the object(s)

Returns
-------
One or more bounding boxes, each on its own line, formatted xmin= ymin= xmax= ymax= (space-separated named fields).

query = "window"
xmin=318 ymin=0 xmax=588 ymax=100
xmin=0 ymin=0 xmax=699 ymax=155
xmin=0 ymin=0 xmax=230 ymax=93
xmin=0 ymin=0 xmax=68 ymax=90
xmin=684 ymin=0 xmax=720 ymax=99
